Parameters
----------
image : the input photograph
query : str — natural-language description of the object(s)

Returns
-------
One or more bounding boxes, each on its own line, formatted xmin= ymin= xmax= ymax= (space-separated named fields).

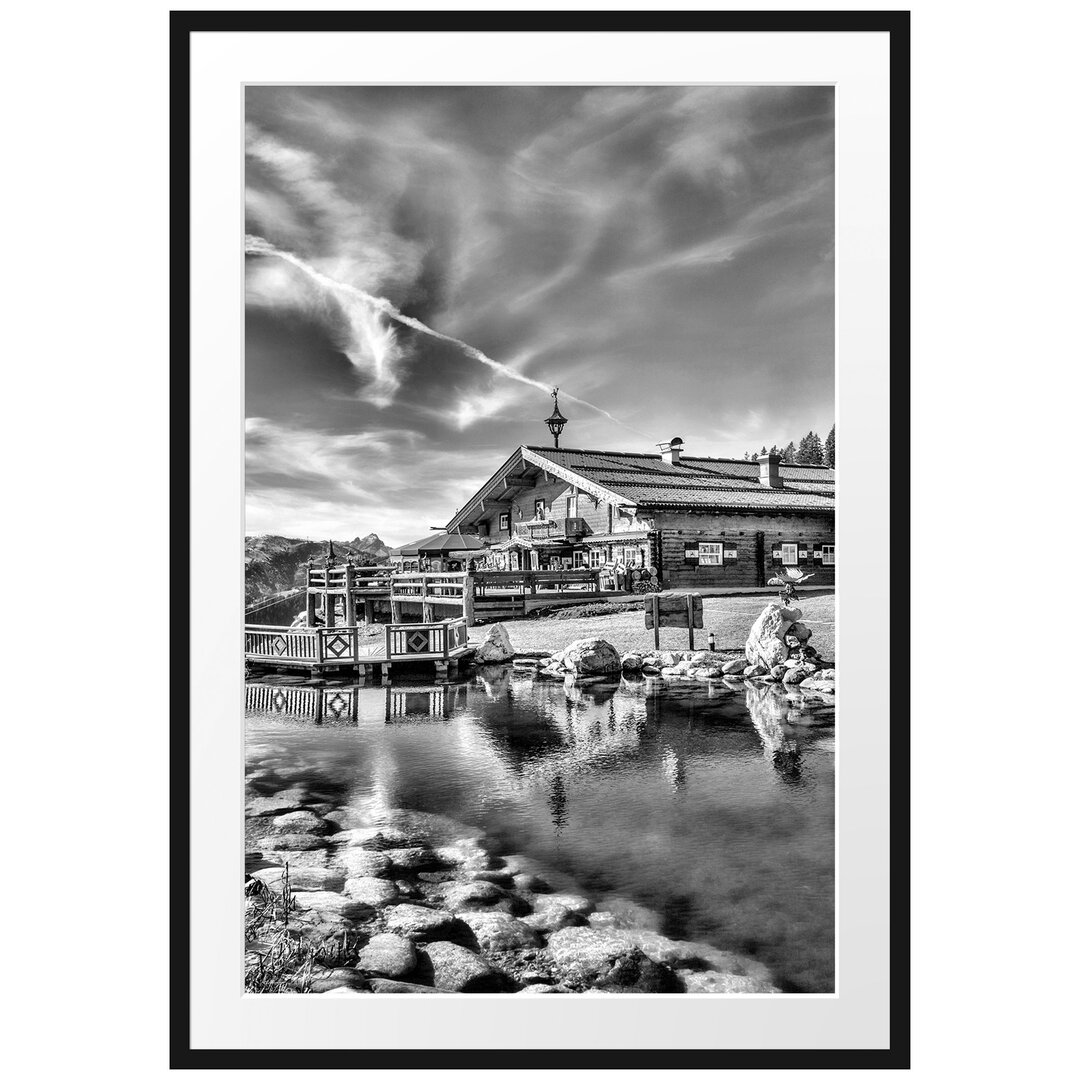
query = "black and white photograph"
xmin=243 ymin=83 xmax=838 ymax=998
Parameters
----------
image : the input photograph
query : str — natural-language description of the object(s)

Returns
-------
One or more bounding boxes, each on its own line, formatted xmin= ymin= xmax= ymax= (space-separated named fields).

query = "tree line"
xmin=743 ymin=424 xmax=835 ymax=467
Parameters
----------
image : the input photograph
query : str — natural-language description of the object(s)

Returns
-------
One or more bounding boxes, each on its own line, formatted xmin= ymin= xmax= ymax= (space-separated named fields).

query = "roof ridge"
xmin=527 ymin=444 xmax=834 ymax=471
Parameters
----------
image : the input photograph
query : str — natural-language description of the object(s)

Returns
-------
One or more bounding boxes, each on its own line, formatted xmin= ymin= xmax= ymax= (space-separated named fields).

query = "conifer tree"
xmin=824 ymin=424 xmax=836 ymax=468
xmin=796 ymin=431 xmax=825 ymax=464
xmin=782 ymin=441 xmax=797 ymax=464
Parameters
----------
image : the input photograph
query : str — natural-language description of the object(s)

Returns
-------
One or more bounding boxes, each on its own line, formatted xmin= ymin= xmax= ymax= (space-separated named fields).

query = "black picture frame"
xmin=171 ymin=8 xmax=910 ymax=1069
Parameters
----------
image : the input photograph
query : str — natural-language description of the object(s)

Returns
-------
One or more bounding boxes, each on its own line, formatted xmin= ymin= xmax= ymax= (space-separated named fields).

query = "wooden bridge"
xmin=244 ymin=616 xmax=471 ymax=677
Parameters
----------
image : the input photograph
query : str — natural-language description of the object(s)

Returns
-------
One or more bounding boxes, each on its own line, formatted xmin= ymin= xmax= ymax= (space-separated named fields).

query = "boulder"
xmin=558 ymin=638 xmax=622 ymax=676
xmin=245 ymin=789 xmax=311 ymax=817
xmin=721 ymin=659 xmax=748 ymax=675
xmin=306 ymin=967 xmax=369 ymax=993
xmin=800 ymin=677 xmax=836 ymax=694
xmin=269 ymin=810 xmax=330 ymax=835
xmin=458 ymin=911 xmax=543 ymax=953
xmin=265 ymin=833 xmax=331 ymax=852
xmin=517 ymin=984 xmax=563 ymax=993
xmin=343 ymin=877 xmax=400 ymax=906
xmin=474 ymin=624 xmax=515 ymax=664
xmin=330 ymin=825 xmax=424 ymax=850
xmin=334 ymin=849 xmax=393 ymax=879
xmin=745 ymin=603 xmax=799 ymax=670
xmin=782 ymin=667 xmax=809 ymax=686
xmin=789 ymin=621 xmax=812 ymax=643
xmin=545 ymin=927 xmax=682 ymax=992
xmin=356 ymin=933 xmax=417 ymax=980
xmin=522 ymin=894 xmax=594 ymax=933
xmin=369 ymin=978 xmax=441 ymax=993
xmin=250 ymin=865 xmax=344 ymax=893
xmin=443 ymin=880 xmax=519 ymax=913
xmin=290 ymin=891 xmax=373 ymax=920
xmin=384 ymin=847 xmax=445 ymax=873
xmin=422 ymin=941 xmax=509 ymax=993
xmin=681 ymin=970 xmax=778 ymax=994
xmin=621 ymin=654 xmax=643 ymax=673
xmin=743 ymin=664 xmax=767 ymax=679
xmin=384 ymin=904 xmax=464 ymax=942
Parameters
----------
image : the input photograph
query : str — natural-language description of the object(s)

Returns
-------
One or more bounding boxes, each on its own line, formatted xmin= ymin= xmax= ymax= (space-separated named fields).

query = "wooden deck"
xmin=244 ymin=616 xmax=470 ymax=676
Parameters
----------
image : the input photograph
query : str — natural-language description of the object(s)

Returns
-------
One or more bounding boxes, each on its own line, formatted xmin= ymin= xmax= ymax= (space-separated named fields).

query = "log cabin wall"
xmin=648 ymin=509 xmax=835 ymax=589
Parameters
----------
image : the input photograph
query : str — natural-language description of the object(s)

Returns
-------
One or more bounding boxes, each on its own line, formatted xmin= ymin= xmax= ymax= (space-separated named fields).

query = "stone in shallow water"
xmin=422 ymin=941 xmax=509 ymax=993
xmin=545 ymin=927 xmax=683 ymax=993
xmin=681 ymin=970 xmax=778 ymax=994
xmin=523 ymin=895 xmax=591 ymax=934
xmin=587 ymin=897 xmax=661 ymax=932
xmin=379 ymin=809 xmax=484 ymax=845
xmin=443 ymin=880 xmax=519 ymax=914
xmin=517 ymin=984 xmax=563 ymax=994
xmin=290 ymin=891 xmax=374 ymax=920
xmin=331 ymin=826 xmax=425 ymax=850
xmin=343 ymin=877 xmax=399 ymax=906
xmin=246 ymin=789 xmax=311 ymax=817
xmin=317 ymin=987 xmax=367 ymax=995
xmin=307 ymin=967 xmax=368 ymax=993
xmin=369 ymin=978 xmax=441 ymax=994
xmin=383 ymin=904 xmax=463 ymax=942
xmin=384 ymin=847 xmax=445 ymax=872
xmin=512 ymin=873 xmax=552 ymax=895
xmin=265 ymin=833 xmax=331 ymax=852
xmin=269 ymin=810 xmax=330 ymax=835
xmin=269 ymin=849 xmax=330 ymax=870
xmin=356 ymin=933 xmax=417 ymax=980
xmin=250 ymin=865 xmax=344 ymax=893
xmin=334 ymin=849 xmax=392 ymax=879
xmin=458 ymin=911 xmax=542 ymax=953
xmin=323 ymin=807 xmax=373 ymax=830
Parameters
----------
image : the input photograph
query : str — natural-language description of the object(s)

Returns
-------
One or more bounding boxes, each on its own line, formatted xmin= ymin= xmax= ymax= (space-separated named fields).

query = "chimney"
xmin=661 ymin=437 xmax=684 ymax=466
xmin=757 ymin=450 xmax=783 ymax=488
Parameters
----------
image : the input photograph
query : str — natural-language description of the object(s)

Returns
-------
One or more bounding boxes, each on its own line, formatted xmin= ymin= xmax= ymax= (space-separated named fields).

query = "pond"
xmin=246 ymin=667 xmax=835 ymax=992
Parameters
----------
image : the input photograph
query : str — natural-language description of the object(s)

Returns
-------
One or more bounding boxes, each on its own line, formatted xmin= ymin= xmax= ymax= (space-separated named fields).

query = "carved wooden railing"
xmin=471 ymin=569 xmax=602 ymax=597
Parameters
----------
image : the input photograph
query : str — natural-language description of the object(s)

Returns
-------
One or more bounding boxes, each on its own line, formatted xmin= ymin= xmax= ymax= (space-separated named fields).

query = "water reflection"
xmin=245 ymin=667 xmax=835 ymax=991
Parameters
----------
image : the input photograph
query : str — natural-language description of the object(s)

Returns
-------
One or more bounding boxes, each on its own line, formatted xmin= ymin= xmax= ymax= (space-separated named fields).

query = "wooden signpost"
xmin=644 ymin=593 xmax=704 ymax=649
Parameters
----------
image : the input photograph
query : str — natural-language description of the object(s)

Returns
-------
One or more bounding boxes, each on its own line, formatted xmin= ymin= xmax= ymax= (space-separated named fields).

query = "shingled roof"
xmin=445 ymin=444 xmax=834 ymax=531
xmin=524 ymin=446 xmax=835 ymax=511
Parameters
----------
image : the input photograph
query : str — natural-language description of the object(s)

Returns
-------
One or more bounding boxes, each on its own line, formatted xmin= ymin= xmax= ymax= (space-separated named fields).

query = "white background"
xmin=2 ymin=0 xmax=1076 ymax=1077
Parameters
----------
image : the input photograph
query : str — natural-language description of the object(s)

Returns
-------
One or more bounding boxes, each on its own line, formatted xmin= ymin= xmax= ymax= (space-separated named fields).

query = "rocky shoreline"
xmin=245 ymin=766 xmax=779 ymax=995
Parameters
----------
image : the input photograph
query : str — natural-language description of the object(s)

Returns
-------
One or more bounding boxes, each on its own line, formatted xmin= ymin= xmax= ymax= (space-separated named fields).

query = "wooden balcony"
xmin=511 ymin=517 xmax=590 ymax=541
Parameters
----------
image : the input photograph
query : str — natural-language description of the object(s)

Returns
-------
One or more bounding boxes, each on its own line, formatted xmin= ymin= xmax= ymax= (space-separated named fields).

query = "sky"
xmin=245 ymin=85 xmax=834 ymax=547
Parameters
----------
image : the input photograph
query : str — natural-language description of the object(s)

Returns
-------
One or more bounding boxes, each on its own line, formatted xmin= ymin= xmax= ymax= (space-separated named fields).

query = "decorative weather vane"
xmin=544 ymin=386 xmax=568 ymax=448
xmin=767 ymin=565 xmax=815 ymax=606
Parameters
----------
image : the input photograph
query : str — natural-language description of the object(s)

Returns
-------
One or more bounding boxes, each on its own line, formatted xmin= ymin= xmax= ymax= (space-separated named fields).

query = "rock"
xmin=743 ymin=663 xmax=767 ymax=679
xmin=334 ymin=849 xmax=393 ymax=878
xmin=384 ymin=904 xmax=464 ymax=942
xmin=621 ymin=654 xmax=643 ymax=673
xmin=782 ymin=667 xmax=809 ymax=686
xmin=465 ymin=869 xmax=516 ymax=887
xmin=323 ymin=807 xmax=373 ymax=830
xmin=789 ymin=621 xmax=812 ymax=643
xmin=290 ymin=891 xmax=373 ymax=920
xmin=474 ymin=623 xmax=514 ymax=663
xmin=246 ymin=789 xmax=310 ymax=817
xmin=330 ymin=825 xmax=424 ymax=850
xmin=545 ymin=927 xmax=682 ymax=992
xmin=433 ymin=840 xmax=489 ymax=868
xmin=369 ymin=978 xmax=441 ymax=994
xmin=269 ymin=849 xmax=330 ymax=870
xmin=378 ymin=810 xmax=484 ymax=846
xmin=443 ymin=880 xmax=518 ymax=913
xmin=558 ymin=638 xmax=622 ymax=675
xmin=744 ymin=603 xmax=797 ymax=670
xmin=517 ymin=984 xmax=563 ymax=993
xmin=681 ymin=970 xmax=778 ymax=994
xmin=343 ymin=877 xmax=400 ymax=906
xmin=269 ymin=810 xmax=330 ymax=835
xmin=317 ymin=986 xmax=367 ymax=995
xmin=721 ymin=659 xmax=748 ymax=675
xmin=458 ymin=911 xmax=543 ymax=952
xmin=800 ymin=677 xmax=836 ymax=693
xmin=356 ymin=933 xmax=417 ymax=980
xmin=587 ymin=897 xmax=662 ymax=932
xmin=641 ymin=665 xmax=661 ymax=676
xmin=769 ymin=664 xmax=786 ymax=678
xmin=512 ymin=872 xmax=552 ymax=895
xmin=422 ymin=941 xmax=509 ymax=992
xmin=384 ymin=847 xmax=445 ymax=873
xmin=250 ymin=865 xmax=344 ymax=893
xmin=307 ymin=967 xmax=368 ymax=993
xmin=522 ymin=894 xmax=594 ymax=932
xmin=265 ymin=833 xmax=331 ymax=852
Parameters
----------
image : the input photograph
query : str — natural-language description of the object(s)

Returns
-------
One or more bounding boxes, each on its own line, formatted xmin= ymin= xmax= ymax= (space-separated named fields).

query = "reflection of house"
xmin=445 ymin=437 xmax=834 ymax=588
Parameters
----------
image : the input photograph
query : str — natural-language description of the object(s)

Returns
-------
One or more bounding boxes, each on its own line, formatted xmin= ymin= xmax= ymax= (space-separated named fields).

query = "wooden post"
xmin=651 ymin=594 xmax=660 ymax=650
xmin=686 ymin=594 xmax=695 ymax=651
xmin=324 ymin=590 xmax=336 ymax=628
xmin=422 ymin=603 xmax=433 ymax=622
xmin=363 ymin=598 xmax=375 ymax=623
xmin=463 ymin=573 xmax=475 ymax=627
xmin=306 ymin=589 xmax=317 ymax=626
xmin=314 ymin=629 xmax=325 ymax=666
xmin=344 ymin=562 xmax=357 ymax=626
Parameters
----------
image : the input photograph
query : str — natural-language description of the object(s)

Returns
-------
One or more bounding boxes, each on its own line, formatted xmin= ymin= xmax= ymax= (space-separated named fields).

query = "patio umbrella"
xmin=390 ymin=531 xmax=489 ymax=557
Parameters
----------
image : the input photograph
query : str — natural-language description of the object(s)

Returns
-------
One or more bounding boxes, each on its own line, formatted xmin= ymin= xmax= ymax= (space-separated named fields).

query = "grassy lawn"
xmin=475 ymin=592 xmax=835 ymax=660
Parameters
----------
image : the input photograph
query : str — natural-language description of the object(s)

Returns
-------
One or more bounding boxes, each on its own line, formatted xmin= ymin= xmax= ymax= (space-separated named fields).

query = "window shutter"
xmin=771 ymin=545 xmax=783 ymax=562
xmin=684 ymin=542 xmax=700 ymax=564
xmin=813 ymin=546 xmax=823 ymax=561
xmin=724 ymin=545 xmax=738 ymax=561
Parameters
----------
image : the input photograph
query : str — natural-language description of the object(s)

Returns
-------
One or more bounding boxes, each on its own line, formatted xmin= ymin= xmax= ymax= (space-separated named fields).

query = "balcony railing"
xmin=512 ymin=517 xmax=590 ymax=540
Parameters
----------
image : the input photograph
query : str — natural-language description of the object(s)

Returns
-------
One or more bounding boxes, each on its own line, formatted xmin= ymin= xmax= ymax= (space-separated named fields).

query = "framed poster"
xmin=173 ymin=8 xmax=909 ymax=1069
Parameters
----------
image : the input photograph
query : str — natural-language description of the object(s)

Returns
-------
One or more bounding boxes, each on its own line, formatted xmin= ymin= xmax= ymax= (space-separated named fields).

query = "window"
xmin=510 ymin=551 xmax=520 ymax=570
xmin=821 ymin=544 xmax=836 ymax=565
xmin=781 ymin=543 xmax=799 ymax=565
xmin=698 ymin=542 xmax=724 ymax=566
xmin=534 ymin=498 xmax=546 ymax=520
xmin=499 ymin=512 xmax=509 ymax=532
xmin=589 ymin=548 xmax=604 ymax=568
xmin=573 ymin=550 xmax=586 ymax=568
xmin=566 ymin=493 xmax=578 ymax=517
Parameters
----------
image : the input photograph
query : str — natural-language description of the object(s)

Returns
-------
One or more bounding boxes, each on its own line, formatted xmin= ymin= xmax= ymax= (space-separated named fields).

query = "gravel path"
xmin=472 ymin=593 xmax=835 ymax=659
